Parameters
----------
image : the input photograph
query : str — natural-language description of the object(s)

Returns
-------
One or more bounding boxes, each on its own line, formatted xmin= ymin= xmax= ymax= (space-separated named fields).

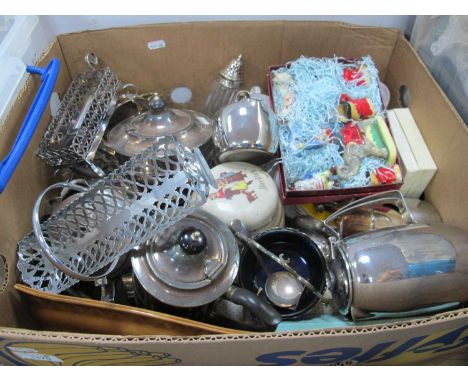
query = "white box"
xmin=387 ymin=108 xmax=437 ymax=198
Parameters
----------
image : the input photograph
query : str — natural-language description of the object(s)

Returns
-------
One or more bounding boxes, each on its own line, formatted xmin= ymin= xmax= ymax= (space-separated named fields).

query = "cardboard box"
xmin=0 ymin=21 xmax=467 ymax=365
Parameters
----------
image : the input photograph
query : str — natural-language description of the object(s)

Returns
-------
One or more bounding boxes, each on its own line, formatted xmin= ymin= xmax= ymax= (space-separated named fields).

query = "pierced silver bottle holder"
xmin=38 ymin=53 xmax=122 ymax=177
xmin=18 ymin=136 xmax=216 ymax=294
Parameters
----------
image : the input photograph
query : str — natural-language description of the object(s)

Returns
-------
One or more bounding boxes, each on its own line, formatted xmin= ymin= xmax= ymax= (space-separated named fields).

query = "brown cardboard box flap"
xmin=1 ymin=307 xmax=467 ymax=365
xmin=386 ymin=36 xmax=468 ymax=230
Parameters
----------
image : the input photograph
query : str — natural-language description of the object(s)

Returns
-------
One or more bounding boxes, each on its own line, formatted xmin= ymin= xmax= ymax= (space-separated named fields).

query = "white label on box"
xmin=7 ymin=346 xmax=63 ymax=363
xmin=147 ymin=39 xmax=166 ymax=50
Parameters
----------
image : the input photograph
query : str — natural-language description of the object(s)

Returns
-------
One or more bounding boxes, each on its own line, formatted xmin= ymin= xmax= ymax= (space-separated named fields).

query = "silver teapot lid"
xmin=131 ymin=210 xmax=239 ymax=308
xmin=105 ymin=94 xmax=213 ymax=157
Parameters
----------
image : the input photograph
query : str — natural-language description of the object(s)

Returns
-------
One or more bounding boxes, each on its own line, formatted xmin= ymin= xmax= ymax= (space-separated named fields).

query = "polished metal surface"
xmin=49 ymin=179 xmax=90 ymax=216
xmin=38 ymin=53 xmax=121 ymax=176
xmin=131 ymin=210 xmax=239 ymax=308
xmin=265 ymin=271 xmax=304 ymax=308
xmin=140 ymin=215 xmax=228 ymax=290
xmin=213 ymin=90 xmax=279 ymax=164
xmin=231 ymin=224 xmax=330 ymax=303
xmin=324 ymin=190 xmax=413 ymax=238
xmin=178 ymin=229 xmax=208 ymax=255
xmin=105 ymin=95 xmax=213 ymax=158
xmin=218 ymin=54 xmax=243 ymax=88
xmin=202 ymin=54 xmax=243 ymax=119
xmin=18 ymin=138 xmax=214 ymax=293
xmin=332 ymin=223 xmax=468 ymax=319
xmin=405 ymin=198 xmax=442 ymax=225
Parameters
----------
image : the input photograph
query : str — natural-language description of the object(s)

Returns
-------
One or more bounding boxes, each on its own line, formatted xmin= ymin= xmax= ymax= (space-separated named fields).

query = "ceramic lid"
xmin=105 ymin=95 xmax=213 ymax=157
xmin=131 ymin=210 xmax=239 ymax=308
xmin=200 ymin=162 xmax=281 ymax=233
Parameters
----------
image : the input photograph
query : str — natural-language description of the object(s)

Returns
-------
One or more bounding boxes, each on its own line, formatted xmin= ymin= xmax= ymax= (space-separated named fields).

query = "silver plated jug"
xmin=325 ymin=191 xmax=468 ymax=320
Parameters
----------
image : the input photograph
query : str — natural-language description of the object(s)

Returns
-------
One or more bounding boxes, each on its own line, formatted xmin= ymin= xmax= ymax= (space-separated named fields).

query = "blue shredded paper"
xmin=272 ymin=56 xmax=387 ymax=189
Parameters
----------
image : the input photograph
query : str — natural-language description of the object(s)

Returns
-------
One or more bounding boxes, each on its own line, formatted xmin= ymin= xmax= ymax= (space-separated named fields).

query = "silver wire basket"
xmin=38 ymin=53 xmax=122 ymax=177
xmin=18 ymin=136 xmax=216 ymax=294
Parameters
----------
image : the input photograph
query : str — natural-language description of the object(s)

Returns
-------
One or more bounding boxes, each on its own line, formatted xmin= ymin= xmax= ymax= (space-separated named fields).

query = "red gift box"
xmin=267 ymin=62 xmax=402 ymax=205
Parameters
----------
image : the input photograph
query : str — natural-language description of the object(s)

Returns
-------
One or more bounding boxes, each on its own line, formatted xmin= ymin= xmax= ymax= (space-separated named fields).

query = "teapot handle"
xmin=224 ymin=286 xmax=282 ymax=329
xmin=324 ymin=190 xmax=413 ymax=238
xmin=235 ymin=90 xmax=251 ymax=102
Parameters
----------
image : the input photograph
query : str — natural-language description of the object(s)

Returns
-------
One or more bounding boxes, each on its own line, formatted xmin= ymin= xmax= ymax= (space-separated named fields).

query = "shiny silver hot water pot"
xmin=325 ymin=191 xmax=468 ymax=320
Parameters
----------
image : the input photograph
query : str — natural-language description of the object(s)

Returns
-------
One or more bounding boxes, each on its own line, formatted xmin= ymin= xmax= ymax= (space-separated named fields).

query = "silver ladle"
xmin=264 ymin=271 xmax=304 ymax=308
xmin=229 ymin=219 xmax=331 ymax=304
xmin=230 ymin=220 xmax=300 ymax=308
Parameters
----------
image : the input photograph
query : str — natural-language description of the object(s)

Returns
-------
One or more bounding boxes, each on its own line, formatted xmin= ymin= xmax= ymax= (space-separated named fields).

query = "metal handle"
xmin=224 ymin=286 xmax=282 ymax=329
xmin=85 ymin=52 xmax=99 ymax=70
xmin=0 ymin=58 xmax=60 ymax=193
xmin=260 ymin=157 xmax=282 ymax=176
xmin=120 ymin=83 xmax=138 ymax=98
xmin=235 ymin=90 xmax=251 ymax=102
xmin=32 ymin=182 xmax=122 ymax=282
xmin=324 ymin=190 xmax=413 ymax=238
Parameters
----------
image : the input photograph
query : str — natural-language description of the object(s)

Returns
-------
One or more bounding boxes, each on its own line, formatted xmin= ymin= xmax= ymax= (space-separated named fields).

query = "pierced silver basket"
xmin=18 ymin=136 xmax=216 ymax=294
xmin=38 ymin=53 xmax=122 ymax=177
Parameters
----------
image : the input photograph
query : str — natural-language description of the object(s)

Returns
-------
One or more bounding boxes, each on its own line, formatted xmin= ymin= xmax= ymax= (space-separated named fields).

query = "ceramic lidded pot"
xmin=200 ymin=162 xmax=284 ymax=235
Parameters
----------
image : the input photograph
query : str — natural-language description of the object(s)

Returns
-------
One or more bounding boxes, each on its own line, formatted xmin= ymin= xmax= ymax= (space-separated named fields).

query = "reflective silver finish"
xmin=131 ymin=210 xmax=239 ymax=308
xmin=107 ymin=89 xmax=159 ymax=130
xmin=18 ymin=137 xmax=214 ymax=293
xmin=104 ymin=95 xmax=213 ymax=159
xmin=324 ymin=190 xmax=413 ymax=238
xmin=405 ymin=198 xmax=442 ymax=225
xmin=213 ymin=90 xmax=279 ymax=164
xmin=327 ymin=191 xmax=468 ymax=320
xmin=231 ymin=224 xmax=330 ymax=303
xmin=49 ymin=179 xmax=90 ymax=216
xmin=265 ymin=271 xmax=304 ymax=308
xmin=38 ymin=53 xmax=121 ymax=177
xmin=202 ymin=54 xmax=244 ymax=119
xmin=330 ymin=223 xmax=468 ymax=320
xmin=218 ymin=54 xmax=243 ymax=88
xmin=178 ymin=229 xmax=208 ymax=255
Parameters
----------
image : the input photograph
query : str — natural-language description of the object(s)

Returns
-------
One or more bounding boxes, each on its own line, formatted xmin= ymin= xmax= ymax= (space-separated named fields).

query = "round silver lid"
xmin=131 ymin=210 xmax=239 ymax=308
xmin=105 ymin=95 xmax=213 ymax=157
